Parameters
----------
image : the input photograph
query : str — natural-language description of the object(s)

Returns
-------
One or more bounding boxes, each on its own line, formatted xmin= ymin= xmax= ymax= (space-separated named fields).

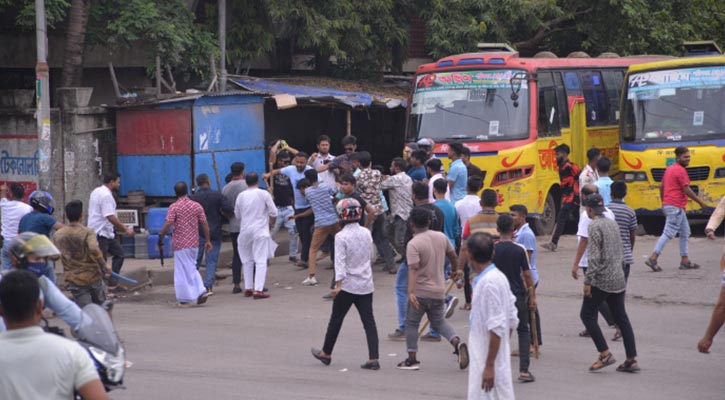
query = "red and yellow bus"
xmin=406 ymin=47 xmax=667 ymax=234
xmin=619 ymin=53 xmax=725 ymax=233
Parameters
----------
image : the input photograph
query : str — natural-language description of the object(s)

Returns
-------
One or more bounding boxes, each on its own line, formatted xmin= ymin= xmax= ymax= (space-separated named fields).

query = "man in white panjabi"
xmin=235 ymin=173 xmax=278 ymax=300
xmin=467 ymin=232 xmax=518 ymax=400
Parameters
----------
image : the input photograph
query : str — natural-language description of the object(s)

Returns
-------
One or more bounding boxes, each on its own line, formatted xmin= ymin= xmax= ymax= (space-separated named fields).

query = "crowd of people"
xmin=2 ymin=134 xmax=725 ymax=399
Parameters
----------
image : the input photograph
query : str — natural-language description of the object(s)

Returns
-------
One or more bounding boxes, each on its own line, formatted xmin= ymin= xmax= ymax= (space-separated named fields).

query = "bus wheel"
xmin=642 ymin=216 xmax=665 ymax=236
xmin=533 ymin=192 xmax=557 ymax=236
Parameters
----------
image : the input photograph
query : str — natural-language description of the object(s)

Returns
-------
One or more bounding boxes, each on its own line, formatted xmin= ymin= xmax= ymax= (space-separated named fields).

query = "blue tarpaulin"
xmin=231 ymin=77 xmax=407 ymax=109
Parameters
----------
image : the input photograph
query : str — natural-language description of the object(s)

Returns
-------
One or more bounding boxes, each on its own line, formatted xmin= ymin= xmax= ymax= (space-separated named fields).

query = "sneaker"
xmin=456 ymin=342 xmax=469 ymax=370
xmin=396 ymin=358 xmax=420 ymax=371
xmin=420 ymin=333 xmax=442 ymax=342
xmin=289 ymin=256 xmax=298 ymax=263
xmin=541 ymin=242 xmax=557 ymax=252
xmin=205 ymin=287 xmax=214 ymax=296
xmin=445 ymin=296 xmax=459 ymax=319
xmin=360 ymin=360 xmax=380 ymax=370
xmin=302 ymin=276 xmax=318 ymax=286
xmin=388 ymin=329 xmax=406 ymax=341
xmin=232 ymin=287 xmax=243 ymax=294
xmin=322 ymin=293 xmax=333 ymax=301
xmin=196 ymin=292 xmax=210 ymax=305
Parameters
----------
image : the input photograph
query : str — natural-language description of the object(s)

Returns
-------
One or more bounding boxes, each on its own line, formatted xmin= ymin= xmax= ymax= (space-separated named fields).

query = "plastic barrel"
xmin=147 ymin=208 xmax=171 ymax=234
xmin=121 ymin=235 xmax=135 ymax=258
xmin=134 ymin=232 xmax=149 ymax=259
xmin=147 ymin=234 xmax=173 ymax=259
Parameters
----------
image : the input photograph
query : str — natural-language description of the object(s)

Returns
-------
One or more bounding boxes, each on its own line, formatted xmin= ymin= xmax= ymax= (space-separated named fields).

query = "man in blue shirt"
xmin=406 ymin=150 xmax=428 ymax=182
xmin=18 ymin=191 xmax=63 ymax=283
xmin=264 ymin=152 xmax=314 ymax=267
xmin=594 ymin=157 xmax=613 ymax=205
xmin=510 ymin=204 xmax=542 ymax=351
xmin=433 ymin=179 xmax=461 ymax=249
xmin=447 ymin=142 xmax=468 ymax=204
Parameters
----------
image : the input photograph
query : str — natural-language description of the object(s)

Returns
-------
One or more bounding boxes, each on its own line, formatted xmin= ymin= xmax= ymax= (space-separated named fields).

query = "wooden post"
xmin=108 ymin=62 xmax=122 ymax=98
xmin=346 ymin=109 xmax=351 ymax=136
xmin=155 ymin=55 xmax=162 ymax=96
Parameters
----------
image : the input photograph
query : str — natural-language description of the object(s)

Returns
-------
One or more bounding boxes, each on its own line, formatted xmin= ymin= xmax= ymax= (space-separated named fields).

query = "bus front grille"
xmin=651 ymin=166 xmax=711 ymax=182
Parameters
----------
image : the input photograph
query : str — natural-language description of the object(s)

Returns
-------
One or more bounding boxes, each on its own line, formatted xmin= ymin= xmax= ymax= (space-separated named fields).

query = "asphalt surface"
xmin=95 ymin=231 xmax=725 ymax=399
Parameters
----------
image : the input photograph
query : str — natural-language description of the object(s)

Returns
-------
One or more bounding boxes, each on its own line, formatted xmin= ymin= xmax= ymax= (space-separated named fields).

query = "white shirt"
xmin=0 ymin=326 xmax=98 ymax=400
xmin=428 ymin=173 xmax=450 ymax=203
xmin=468 ymin=266 xmax=519 ymax=400
xmin=455 ymin=194 xmax=482 ymax=227
xmin=334 ymin=223 xmax=374 ymax=295
xmin=310 ymin=153 xmax=336 ymax=187
xmin=88 ymin=185 xmax=116 ymax=238
xmin=576 ymin=208 xmax=615 ymax=267
xmin=235 ymin=187 xmax=278 ymax=236
xmin=0 ymin=198 xmax=32 ymax=239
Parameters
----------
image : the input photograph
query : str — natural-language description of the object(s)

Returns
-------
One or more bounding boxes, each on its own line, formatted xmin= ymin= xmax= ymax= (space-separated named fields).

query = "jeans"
xmin=395 ymin=261 xmax=439 ymax=337
xmin=551 ymin=202 xmax=579 ymax=245
xmin=405 ymin=297 xmax=458 ymax=352
xmin=294 ymin=208 xmax=314 ymax=263
xmin=515 ymin=294 xmax=531 ymax=372
xmin=1 ymin=240 xmax=12 ymax=271
xmin=580 ymin=286 xmax=637 ymax=358
xmin=98 ymin=236 xmax=125 ymax=287
xmin=230 ymin=232 xmax=242 ymax=284
xmin=372 ymin=214 xmax=395 ymax=271
xmin=197 ymin=238 xmax=221 ymax=289
xmin=653 ymin=205 xmax=690 ymax=257
xmin=271 ymin=206 xmax=298 ymax=260
xmin=322 ymin=291 xmax=379 ymax=360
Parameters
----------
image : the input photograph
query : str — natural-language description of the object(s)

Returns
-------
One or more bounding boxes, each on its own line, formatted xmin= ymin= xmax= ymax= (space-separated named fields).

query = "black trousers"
xmin=98 ymin=236 xmax=124 ymax=287
xmin=580 ymin=286 xmax=637 ymax=358
xmin=580 ymin=267 xmax=615 ymax=326
xmin=295 ymin=208 xmax=314 ymax=263
xmin=515 ymin=294 xmax=531 ymax=372
xmin=230 ymin=232 xmax=241 ymax=284
xmin=551 ymin=202 xmax=578 ymax=245
xmin=322 ymin=291 xmax=379 ymax=360
xmin=463 ymin=264 xmax=472 ymax=305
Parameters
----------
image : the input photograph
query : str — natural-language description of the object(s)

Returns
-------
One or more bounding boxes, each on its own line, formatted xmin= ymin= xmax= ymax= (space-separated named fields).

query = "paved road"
xmin=104 ymin=233 xmax=725 ymax=399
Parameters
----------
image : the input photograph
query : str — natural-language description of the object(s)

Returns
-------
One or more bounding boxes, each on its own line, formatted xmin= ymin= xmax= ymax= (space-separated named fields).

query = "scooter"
xmin=44 ymin=302 xmax=126 ymax=397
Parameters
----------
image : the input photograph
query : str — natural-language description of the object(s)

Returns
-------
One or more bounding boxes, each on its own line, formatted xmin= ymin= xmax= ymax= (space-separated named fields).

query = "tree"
xmin=61 ymin=0 xmax=91 ymax=87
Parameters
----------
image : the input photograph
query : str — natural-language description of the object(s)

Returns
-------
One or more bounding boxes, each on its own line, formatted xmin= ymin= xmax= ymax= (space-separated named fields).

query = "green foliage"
xmin=0 ymin=0 xmax=70 ymax=28
xmin=88 ymin=0 xmax=217 ymax=78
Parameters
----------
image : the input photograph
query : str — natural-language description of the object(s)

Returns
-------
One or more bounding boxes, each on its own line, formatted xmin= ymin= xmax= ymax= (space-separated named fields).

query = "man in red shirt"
xmin=645 ymin=146 xmax=709 ymax=271
xmin=158 ymin=182 xmax=212 ymax=306
xmin=542 ymin=144 xmax=580 ymax=252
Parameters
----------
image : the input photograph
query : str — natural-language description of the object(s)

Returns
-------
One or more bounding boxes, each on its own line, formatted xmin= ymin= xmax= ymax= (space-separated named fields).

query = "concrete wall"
xmin=0 ymin=88 xmax=115 ymax=222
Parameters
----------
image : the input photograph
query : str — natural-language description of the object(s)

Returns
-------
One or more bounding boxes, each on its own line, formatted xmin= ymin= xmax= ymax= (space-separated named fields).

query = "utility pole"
xmin=219 ymin=0 xmax=227 ymax=92
xmin=35 ymin=0 xmax=52 ymax=192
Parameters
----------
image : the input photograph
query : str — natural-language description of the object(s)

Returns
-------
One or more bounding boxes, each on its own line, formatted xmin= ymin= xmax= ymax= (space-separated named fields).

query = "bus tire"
xmin=642 ymin=216 xmax=665 ymax=236
xmin=533 ymin=192 xmax=557 ymax=236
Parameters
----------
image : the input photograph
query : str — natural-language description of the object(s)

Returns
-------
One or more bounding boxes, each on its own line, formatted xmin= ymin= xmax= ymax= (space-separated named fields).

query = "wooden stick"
xmin=211 ymin=150 xmax=222 ymax=190
xmin=529 ymin=287 xmax=540 ymax=359
xmin=418 ymin=279 xmax=457 ymax=336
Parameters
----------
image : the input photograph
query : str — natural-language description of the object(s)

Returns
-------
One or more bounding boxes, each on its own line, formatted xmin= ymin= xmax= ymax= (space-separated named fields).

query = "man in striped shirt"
xmin=607 ymin=181 xmax=637 ymax=281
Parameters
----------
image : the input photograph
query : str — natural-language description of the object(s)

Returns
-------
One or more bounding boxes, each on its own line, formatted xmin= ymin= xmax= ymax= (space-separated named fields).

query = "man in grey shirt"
xmin=580 ymin=194 xmax=639 ymax=373
xmin=221 ymin=162 xmax=247 ymax=294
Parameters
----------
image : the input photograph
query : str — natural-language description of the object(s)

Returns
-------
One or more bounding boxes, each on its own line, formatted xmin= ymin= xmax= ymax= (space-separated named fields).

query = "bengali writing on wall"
xmin=0 ymin=150 xmax=39 ymax=176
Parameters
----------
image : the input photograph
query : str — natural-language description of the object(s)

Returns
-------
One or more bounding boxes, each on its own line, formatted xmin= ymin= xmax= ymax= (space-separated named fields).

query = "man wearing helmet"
xmin=18 ymin=190 xmax=63 ymax=282
xmin=0 ymin=232 xmax=82 ymax=332
xmin=311 ymin=198 xmax=380 ymax=370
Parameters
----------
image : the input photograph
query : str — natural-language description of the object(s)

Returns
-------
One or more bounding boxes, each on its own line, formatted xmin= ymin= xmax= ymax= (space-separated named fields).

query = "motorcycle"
xmin=44 ymin=303 xmax=126 ymax=397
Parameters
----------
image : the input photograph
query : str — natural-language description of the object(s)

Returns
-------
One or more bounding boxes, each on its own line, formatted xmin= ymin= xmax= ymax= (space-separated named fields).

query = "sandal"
xmin=518 ymin=372 xmax=536 ymax=383
xmin=578 ymin=329 xmax=590 ymax=337
xmin=612 ymin=328 xmax=622 ymax=341
xmin=589 ymin=352 xmax=616 ymax=372
xmin=459 ymin=303 xmax=472 ymax=311
xmin=679 ymin=261 xmax=700 ymax=270
xmin=616 ymin=359 xmax=640 ymax=373
xmin=645 ymin=259 xmax=662 ymax=272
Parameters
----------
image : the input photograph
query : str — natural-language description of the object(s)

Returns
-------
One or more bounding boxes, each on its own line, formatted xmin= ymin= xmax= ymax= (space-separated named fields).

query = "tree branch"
xmin=514 ymin=7 xmax=593 ymax=50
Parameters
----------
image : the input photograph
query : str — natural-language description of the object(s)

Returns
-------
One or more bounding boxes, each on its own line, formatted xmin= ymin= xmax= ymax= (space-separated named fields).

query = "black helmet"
xmin=28 ymin=191 xmax=55 ymax=214
xmin=9 ymin=232 xmax=61 ymax=264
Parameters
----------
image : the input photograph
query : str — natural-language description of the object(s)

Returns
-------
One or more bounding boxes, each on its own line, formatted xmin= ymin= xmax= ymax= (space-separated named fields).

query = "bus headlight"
xmin=622 ymin=171 xmax=647 ymax=182
xmin=715 ymin=167 xmax=725 ymax=178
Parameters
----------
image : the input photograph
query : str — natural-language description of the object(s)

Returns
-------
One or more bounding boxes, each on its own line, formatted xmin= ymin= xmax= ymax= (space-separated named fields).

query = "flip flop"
xmin=645 ymin=259 xmax=662 ymax=272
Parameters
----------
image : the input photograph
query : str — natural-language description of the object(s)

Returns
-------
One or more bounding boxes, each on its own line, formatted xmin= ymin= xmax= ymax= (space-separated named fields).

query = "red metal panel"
xmin=117 ymin=109 xmax=192 ymax=155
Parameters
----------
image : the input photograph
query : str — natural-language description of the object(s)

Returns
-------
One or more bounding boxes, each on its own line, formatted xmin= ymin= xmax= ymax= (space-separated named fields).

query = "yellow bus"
xmin=406 ymin=47 xmax=665 ymax=234
xmin=619 ymin=53 xmax=725 ymax=234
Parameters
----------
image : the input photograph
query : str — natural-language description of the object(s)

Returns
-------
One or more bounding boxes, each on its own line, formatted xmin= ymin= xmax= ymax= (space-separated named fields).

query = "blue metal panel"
xmin=194 ymin=149 xmax=267 ymax=191
xmin=193 ymin=100 xmax=265 ymax=153
xmin=118 ymin=155 xmax=191 ymax=196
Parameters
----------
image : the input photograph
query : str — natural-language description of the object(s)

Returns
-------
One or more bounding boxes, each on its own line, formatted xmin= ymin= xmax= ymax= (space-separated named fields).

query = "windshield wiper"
xmin=446 ymin=135 xmax=473 ymax=140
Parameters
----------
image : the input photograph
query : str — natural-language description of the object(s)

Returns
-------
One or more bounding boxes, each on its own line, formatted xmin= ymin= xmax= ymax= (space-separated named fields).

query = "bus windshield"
xmin=622 ymin=65 xmax=725 ymax=143
xmin=408 ymin=70 xmax=529 ymax=142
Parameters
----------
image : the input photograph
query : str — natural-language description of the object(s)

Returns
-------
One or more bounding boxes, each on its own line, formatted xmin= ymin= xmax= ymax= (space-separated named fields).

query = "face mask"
xmin=26 ymin=262 xmax=47 ymax=277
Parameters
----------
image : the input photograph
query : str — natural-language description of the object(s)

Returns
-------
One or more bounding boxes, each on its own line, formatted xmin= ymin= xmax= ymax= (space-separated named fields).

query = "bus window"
xmin=537 ymin=72 xmax=561 ymax=137
xmin=553 ymin=72 xmax=570 ymax=128
xmin=580 ymin=71 xmax=609 ymax=126
xmin=563 ymin=71 xmax=582 ymax=96
xmin=602 ymin=70 xmax=625 ymax=124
